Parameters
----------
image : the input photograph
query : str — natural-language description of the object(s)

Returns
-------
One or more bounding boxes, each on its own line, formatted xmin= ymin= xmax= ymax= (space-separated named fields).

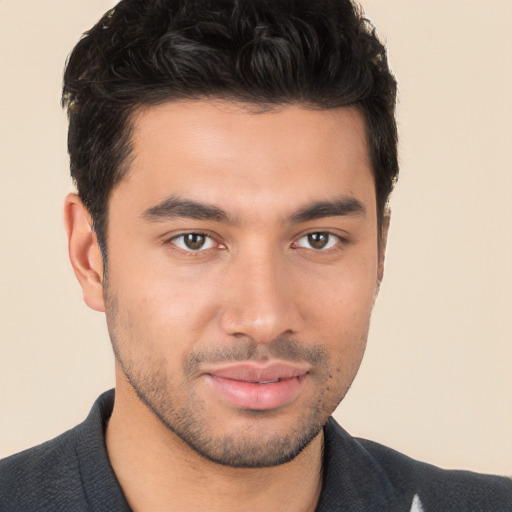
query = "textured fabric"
xmin=1 ymin=390 xmax=511 ymax=511
xmin=318 ymin=419 xmax=512 ymax=511
xmin=0 ymin=391 xmax=130 ymax=512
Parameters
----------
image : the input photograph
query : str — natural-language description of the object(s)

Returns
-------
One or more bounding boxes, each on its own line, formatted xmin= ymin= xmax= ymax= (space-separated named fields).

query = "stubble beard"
xmin=105 ymin=292 xmax=365 ymax=469
xmin=117 ymin=360 xmax=329 ymax=468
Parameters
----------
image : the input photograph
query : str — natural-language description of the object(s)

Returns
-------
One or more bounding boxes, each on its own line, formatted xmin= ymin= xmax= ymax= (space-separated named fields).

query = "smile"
xmin=204 ymin=362 xmax=310 ymax=411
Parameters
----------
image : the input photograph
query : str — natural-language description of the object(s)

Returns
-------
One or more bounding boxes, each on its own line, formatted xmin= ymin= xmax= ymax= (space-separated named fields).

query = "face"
xmin=102 ymin=100 xmax=383 ymax=467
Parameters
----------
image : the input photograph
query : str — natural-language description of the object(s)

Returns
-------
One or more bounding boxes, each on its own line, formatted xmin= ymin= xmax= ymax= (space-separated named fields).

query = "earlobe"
xmin=64 ymin=193 xmax=106 ymax=312
xmin=377 ymin=209 xmax=391 ymax=284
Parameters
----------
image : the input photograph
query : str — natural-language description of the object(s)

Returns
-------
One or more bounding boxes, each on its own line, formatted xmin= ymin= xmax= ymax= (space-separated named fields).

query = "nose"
xmin=218 ymin=246 xmax=302 ymax=344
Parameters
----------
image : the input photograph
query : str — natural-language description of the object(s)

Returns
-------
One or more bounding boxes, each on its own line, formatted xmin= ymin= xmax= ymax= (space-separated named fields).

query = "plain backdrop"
xmin=1 ymin=0 xmax=511 ymax=475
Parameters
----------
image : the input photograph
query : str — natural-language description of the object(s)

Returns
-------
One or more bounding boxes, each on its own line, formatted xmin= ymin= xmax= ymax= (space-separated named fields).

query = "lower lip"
xmin=207 ymin=374 xmax=306 ymax=410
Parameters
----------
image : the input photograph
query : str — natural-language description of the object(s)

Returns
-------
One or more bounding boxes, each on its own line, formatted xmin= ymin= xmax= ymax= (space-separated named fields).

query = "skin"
xmin=64 ymin=100 xmax=387 ymax=512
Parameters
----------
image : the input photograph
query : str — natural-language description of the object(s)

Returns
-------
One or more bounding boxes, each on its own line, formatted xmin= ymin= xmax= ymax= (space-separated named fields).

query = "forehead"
xmin=113 ymin=100 xmax=375 ymax=220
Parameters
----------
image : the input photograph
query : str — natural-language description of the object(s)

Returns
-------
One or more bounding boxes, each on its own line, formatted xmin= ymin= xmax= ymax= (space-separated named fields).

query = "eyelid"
xmin=161 ymin=229 xmax=349 ymax=255
xmin=164 ymin=230 xmax=225 ymax=254
xmin=174 ymin=233 xmax=215 ymax=251
xmin=291 ymin=230 xmax=348 ymax=251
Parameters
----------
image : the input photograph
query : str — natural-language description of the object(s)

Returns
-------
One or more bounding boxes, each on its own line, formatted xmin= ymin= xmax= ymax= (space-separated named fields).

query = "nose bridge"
xmin=219 ymin=242 xmax=299 ymax=343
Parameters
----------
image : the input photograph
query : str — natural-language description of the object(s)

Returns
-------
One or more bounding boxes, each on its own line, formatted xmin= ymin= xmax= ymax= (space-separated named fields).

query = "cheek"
xmin=307 ymin=254 xmax=377 ymax=365
xmin=308 ymin=252 xmax=378 ymax=326
xmin=106 ymin=257 xmax=224 ymax=353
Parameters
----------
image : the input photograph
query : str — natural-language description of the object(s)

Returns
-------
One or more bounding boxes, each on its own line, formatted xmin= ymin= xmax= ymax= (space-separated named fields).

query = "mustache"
xmin=183 ymin=337 xmax=328 ymax=376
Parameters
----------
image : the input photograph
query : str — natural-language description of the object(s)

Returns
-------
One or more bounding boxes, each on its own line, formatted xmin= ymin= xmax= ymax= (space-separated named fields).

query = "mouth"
xmin=204 ymin=362 xmax=310 ymax=411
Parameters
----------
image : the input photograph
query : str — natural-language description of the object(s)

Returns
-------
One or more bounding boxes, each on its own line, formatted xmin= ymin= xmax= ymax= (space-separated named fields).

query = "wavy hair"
xmin=63 ymin=0 xmax=398 ymax=257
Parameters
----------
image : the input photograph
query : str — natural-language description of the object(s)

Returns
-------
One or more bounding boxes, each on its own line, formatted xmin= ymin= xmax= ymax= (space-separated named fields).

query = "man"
xmin=0 ymin=0 xmax=511 ymax=510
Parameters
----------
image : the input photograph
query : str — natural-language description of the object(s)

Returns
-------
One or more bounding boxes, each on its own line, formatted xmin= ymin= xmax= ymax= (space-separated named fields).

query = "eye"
xmin=294 ymin=232 xmax=339 ymax=250
xmin=170 ymin=233 xmax=216 ymax=252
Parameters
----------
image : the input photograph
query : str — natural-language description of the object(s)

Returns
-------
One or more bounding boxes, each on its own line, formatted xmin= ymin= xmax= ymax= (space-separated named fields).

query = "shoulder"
xmin=362 ymin=437 xmax=512 ymax=509
xmin=358 ymin=432 xmax=512 ymax=510
xmin=322 ymin=418 xmax=512 ymax=511
xmin=0 ymin=391 xmax=118 ymax=512
xmin=0 ymin=427 xmax=87 ymax=511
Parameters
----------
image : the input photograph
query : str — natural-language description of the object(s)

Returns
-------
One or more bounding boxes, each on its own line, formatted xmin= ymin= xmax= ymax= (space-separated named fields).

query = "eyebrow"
xmin=142 ymin=196 xmax=231 ymax=223
xmin=141 ymin=195 xmax=366 ymax=224
xmin=288 ymin=197 xmax=366 ymax=224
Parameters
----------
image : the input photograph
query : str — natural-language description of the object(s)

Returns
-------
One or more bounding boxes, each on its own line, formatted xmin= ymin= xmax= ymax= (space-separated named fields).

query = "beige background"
xmin=1 ymin=0 xmax=511 ymax=475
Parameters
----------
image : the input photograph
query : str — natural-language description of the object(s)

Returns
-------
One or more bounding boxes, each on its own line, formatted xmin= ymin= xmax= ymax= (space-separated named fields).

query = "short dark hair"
xmin=63 ymin=0 xmax=398 ymax=258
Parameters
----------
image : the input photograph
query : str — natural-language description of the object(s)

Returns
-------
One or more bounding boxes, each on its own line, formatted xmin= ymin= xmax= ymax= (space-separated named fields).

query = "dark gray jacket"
xmin=1 ymin=390 xmax=511 ymax=511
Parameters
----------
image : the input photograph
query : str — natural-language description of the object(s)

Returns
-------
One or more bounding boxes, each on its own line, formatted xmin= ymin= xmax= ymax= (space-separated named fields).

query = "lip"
xmin=204 ymin=362 xmax=310 ymax=411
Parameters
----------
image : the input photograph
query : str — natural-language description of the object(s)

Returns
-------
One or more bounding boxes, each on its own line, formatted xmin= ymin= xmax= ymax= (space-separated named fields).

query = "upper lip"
xmin=204 ymin=362 xmax=311 ymax=383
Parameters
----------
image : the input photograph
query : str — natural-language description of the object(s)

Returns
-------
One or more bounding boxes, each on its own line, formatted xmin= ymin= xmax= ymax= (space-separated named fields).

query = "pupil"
xmin=308 ymin=232 xmax=328 ymax=249
xmin=184 ymin=234 xmax=205 ymax=250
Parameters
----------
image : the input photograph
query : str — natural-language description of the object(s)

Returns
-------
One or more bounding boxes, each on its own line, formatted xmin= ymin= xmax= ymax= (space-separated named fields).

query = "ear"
xmin=64 ymin=193 xmax=106 ymax=312
xmin=377 ymin=209 xmax=390 ymax=284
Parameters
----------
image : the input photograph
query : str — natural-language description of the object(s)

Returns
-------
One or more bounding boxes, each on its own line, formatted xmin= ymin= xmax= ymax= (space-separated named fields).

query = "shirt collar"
xmin=316 ymin=417 xmax=418 ymax=511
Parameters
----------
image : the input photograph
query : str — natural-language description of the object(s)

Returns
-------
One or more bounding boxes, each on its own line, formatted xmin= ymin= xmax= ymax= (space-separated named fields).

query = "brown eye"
xmin=307 ymin=233 xmax=329 ymax=249
xmin=171 ymin=233 xmax=215 ymax=251
xmin=294 ymin=232 xmax=338 ymax=250
xmin=184 ymin=234 xmax=206 ymax=250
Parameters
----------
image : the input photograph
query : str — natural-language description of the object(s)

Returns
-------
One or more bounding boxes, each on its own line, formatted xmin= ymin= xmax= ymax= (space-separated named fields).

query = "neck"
xmin=106 ymin=383 xmax=324 ymax=512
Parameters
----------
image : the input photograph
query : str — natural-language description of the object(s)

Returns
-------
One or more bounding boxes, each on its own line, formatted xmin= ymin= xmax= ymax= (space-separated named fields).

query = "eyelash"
xmin=291 ymin=232 xmax=345 ymax=252
xmin=165 ymin=231 xmax=347 ymax=255
xmin=166 ymin=232 xmax=221 ymax=254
